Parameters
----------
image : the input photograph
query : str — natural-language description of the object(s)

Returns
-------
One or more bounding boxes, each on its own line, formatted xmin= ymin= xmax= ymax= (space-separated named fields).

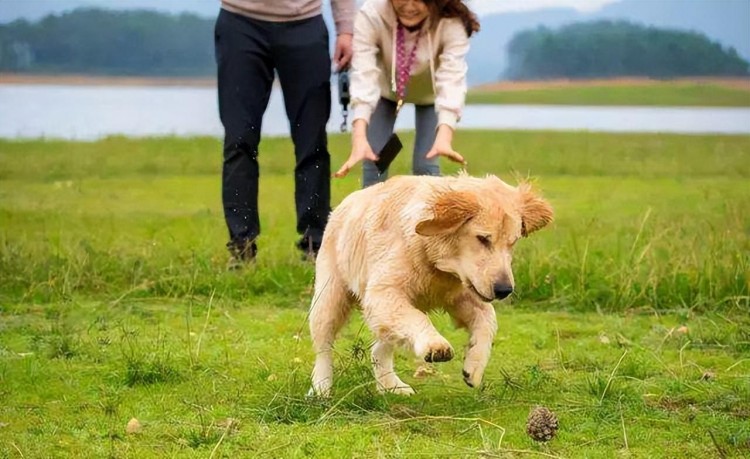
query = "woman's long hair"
xmin=428 ymin=0 xmax=480 ymax=37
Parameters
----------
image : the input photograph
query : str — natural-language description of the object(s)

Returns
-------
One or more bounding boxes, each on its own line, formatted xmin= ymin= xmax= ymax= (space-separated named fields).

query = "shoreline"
xmin=472 ymin=77 xmax=750 ymax=92
xmin=0 ymin=73 xmax=218 ymax=87
xmin=2 ymin=73 xmax=749 ymax=90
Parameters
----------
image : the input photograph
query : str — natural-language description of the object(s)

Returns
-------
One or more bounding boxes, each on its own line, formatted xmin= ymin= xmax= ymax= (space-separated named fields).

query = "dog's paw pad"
xmin=424 ymin=347 xmax=454 ymax=363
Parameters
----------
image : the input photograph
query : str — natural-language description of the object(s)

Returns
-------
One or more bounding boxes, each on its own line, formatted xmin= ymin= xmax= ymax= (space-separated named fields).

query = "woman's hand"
xmin=425 ymin=124 xmax=465 ymax=164
xmin=334 ymin=119 xmax=377 ymax=178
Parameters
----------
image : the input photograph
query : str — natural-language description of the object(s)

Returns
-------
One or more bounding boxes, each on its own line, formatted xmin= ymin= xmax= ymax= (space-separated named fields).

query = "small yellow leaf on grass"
xmin=615 ymin=333 xmax=633 ymax=347
xmin=413 ymin=363 xmax=436 ymax=378
xmin=267 ymin=374 xmax=277 ymax=382
xmin=126 ymin=418 xmax=142 ymax=435
xmin=216 ymin=418 xmax=239 ymax=431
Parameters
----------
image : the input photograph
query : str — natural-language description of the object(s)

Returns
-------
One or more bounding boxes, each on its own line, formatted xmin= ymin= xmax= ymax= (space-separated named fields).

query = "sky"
xmin=0 ymin=0 xmax=620 ymax=23
xmin=469 ymin=0 xmax=617 ymax=15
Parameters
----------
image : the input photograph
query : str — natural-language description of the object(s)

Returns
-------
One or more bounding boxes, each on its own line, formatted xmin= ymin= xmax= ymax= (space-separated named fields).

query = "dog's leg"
xmin=309 ymin=274 xmax=352 ymax=397
xmin=447 ymin=293 xmax=497 ymax=388
xmin=371 ymin=340 xmax=415 ymax=395
xmin=363 ymin=290 xmax=454 ymax=365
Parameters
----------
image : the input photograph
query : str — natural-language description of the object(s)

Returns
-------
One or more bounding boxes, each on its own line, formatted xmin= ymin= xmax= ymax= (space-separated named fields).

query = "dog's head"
xmin=415 ymin=176 xmax=553 ymax=302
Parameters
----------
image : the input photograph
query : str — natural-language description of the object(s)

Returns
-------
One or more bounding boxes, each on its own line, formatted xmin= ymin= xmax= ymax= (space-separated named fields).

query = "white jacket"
xmin=350 ymin=0 xmax=470 ymax=129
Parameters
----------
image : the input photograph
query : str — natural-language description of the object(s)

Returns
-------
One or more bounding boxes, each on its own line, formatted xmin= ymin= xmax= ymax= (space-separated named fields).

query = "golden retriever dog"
xmin=309 ymin=173 xmax=553 ymax=396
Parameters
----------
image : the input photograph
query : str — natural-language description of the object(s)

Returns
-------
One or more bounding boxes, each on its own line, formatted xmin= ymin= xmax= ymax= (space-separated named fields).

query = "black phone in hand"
xmin=374 ymin=133 xmax=403 ymax=174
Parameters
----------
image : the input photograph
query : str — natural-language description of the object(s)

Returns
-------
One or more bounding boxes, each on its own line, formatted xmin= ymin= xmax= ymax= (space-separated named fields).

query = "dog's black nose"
xmin=493 ymin=283 xmax=513 ymax=300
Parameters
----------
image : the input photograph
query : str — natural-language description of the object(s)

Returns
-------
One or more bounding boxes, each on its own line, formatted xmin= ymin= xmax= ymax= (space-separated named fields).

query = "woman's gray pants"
xmin=362 ymin=98 xmax=440 ymax=188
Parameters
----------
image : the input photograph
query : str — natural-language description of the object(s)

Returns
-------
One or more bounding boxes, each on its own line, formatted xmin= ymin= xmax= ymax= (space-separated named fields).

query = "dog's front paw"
xmin=462 ymin=367 xmax=484 ymax=388
xmin=417 ymin=337 xmax=454 ymax=363
xmin=425 ymin=346 xmax=454 ymax=363
xmin=462 ymin=338 xmax=492 ymax=388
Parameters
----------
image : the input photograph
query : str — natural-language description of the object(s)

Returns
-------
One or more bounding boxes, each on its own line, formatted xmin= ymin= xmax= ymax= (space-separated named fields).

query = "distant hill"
xmin=469 ymin=0 xmax=750 ymax=84
xmin=505 ymin=20 xmax=748 ymax=80
xmin=0 ymin=0 xmax=219 ymax=23
xmin=0 ymin=9 xmax=215 ymax=76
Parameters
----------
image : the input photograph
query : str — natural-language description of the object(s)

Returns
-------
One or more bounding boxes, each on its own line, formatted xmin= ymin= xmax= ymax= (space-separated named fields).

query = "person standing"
xmin=215 ymin=0 xmax=355 ymax=267
xmin=334 ymin=0 xmax=479 ymax=187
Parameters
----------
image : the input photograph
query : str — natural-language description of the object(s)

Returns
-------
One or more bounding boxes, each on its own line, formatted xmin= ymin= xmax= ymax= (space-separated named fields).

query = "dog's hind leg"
xmin=372 ymin=340 xmax=415 ymax=395
xmin=308 ymin=274 xmax=352 ymax=397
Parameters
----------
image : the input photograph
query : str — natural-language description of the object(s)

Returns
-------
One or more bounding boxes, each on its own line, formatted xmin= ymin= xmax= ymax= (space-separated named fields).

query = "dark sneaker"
xmin=296 ymin=237 xmax=321 ymax=262
xmin=226 ymin=239 xmax=257 ymax=270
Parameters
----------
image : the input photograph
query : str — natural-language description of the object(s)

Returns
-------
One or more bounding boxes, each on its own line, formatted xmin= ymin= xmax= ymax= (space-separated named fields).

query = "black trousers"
xmin=214 ymin=9 xmax=332 ymax=247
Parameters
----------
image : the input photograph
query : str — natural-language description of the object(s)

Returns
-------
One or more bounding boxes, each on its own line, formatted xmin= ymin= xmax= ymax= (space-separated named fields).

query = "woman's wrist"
xmin=436 ymin=124 xmax=454 ymax=143
xmin=352 ymin=119 xmax=369 ymax=141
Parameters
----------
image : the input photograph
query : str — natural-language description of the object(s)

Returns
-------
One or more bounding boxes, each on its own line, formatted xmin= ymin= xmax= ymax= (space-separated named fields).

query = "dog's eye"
xmin=476 ymin=235 xmax=492 ymax=248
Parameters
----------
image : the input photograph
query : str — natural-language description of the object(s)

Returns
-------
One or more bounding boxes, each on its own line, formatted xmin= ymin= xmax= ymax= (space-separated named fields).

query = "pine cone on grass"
xmin=526 ymin=406 xmax=558 ymax=442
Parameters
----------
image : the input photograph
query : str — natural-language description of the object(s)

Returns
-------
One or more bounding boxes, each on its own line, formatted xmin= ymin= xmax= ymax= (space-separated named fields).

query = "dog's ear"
xmin=416 ymin=190 xmax=481 ymax=236
xmin=518 ymin=185 xmax=553 ymax=237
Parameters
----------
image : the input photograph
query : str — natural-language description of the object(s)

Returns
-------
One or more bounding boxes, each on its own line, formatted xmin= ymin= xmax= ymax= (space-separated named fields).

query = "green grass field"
xmin=467 ymin=81 xmax=750 ymax=107
xmin=1 ymin=131 xmax=749 ymax=458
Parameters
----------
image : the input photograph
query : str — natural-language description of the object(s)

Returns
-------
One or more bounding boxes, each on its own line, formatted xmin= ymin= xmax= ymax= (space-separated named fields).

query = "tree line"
xmin=505 ymin=20 xmax=749 ymax=80
xmin=1 ymin=9 xmax=748 ymax=79
xmin=0 ymin=8 xmax=215 ymax=76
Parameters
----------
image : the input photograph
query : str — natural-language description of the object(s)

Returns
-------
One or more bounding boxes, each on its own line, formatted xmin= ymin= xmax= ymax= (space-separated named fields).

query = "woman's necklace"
xmin=395 ymin=22 xmax=422 ymax=114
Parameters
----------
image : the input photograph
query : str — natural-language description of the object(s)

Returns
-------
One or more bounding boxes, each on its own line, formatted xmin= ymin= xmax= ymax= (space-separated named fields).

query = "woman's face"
xmin=391 ymin=0 xmax=430 ymax=28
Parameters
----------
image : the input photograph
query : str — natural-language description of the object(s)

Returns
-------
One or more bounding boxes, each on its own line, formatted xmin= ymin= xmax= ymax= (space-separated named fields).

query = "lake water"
xmin=1 ymin=84 xmax=749 ymax=140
